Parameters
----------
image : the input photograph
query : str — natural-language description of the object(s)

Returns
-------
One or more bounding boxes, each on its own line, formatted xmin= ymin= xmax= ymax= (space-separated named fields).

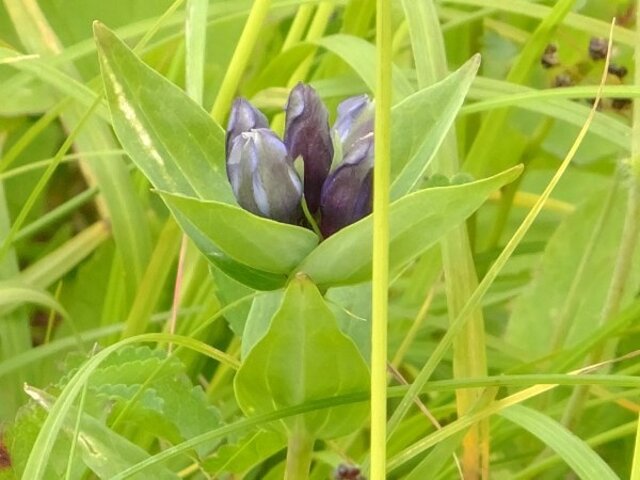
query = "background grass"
xmin=1 ymin=0 xmax=640 ymax=479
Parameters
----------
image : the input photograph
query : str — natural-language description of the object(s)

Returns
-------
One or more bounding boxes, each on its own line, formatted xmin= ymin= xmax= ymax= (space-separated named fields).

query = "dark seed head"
xmin=553 ymin=73 xmax=573 ymax=88
xmin=588 ymin=37 xmax=608 ymax=61
xmin=612 ymin=97 xmax=632 ymax=110
xmin=608 ymin=64 xmax=628 ymax=79
xmin=541 ymin=43 xmax=559 ymax=69
xmin=334 ymin=464 xmax=365 ymax=480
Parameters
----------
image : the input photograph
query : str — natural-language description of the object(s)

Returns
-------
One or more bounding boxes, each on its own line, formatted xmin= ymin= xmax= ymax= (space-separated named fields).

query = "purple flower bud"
xmin=227 ymin=128 xmax=302 ymax=224
xmin=320 ymin=134 xmax=374 ymax=237
xmin=284 ymin=83 xmax=333 ymax=213
xmin=226 ymin=97 xmax=269 ymax=158
xmin=333 ymin=94 xmax=374 ymax=152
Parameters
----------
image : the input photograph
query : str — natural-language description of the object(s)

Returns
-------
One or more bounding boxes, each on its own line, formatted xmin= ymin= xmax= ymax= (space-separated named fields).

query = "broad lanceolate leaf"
xmin=160 ymin=192 xmax=318 ymax=275
xmin=500 ymin=405 xmax=619 ymax=480
xmin=297 ymin=166 xmax=523 ymax=288
xmin=234 ymin=276 xmax=369 ymax=439
xmin=94 ymin=22 xmax=232 ymax=203
xmin=505 ymin=188 xmax=640 ymax=360
xmin=94 ymin=23 xmax=314 ymax=289
xmin=390 ymin=55 xmax=480 ymax=199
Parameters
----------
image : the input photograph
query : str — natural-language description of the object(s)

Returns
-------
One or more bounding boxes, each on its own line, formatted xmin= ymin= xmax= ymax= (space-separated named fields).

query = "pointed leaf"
xmin=234 ymin=276 xmax=369 ymax=439
xmin=297 ymin=166 xmax=522 ymax=288
xmin=500 ymin=405 xmax=619 ymax=480
xmin=159 ymin=192 xmax=318 ymax=275
xmin=390 ymin=55 xmax=480 ymax=199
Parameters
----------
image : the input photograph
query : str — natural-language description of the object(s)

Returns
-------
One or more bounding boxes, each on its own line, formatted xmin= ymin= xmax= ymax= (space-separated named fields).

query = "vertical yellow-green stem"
xmin=211 ymin=0 xmax=272 ymax=122
xmin=631 ymin=413 xmax=640 ymax=480
xmin=284 ymin=421 xmax=315 ymax=480
xmin=370 ymin=1 xmax=392 ymax=479
xmin=397 ymin=1 xmax=487 ymax=477
xmin=282 ymin=4 xmax=315 ymax=51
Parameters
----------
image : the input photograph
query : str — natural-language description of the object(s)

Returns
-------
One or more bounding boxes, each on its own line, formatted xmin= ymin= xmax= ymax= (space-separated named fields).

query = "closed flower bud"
xmin=227 ymin=128 xmax=302 ymax=224
xmin=320 ymin=134 xmax=374 ymax=237
xmin=284 ymin=82 xmax=333 ymax=213
xmin=333 ymin=94 xmax=375 ymax=151
xmin=226 ymin=97 xmax=269 ymax=158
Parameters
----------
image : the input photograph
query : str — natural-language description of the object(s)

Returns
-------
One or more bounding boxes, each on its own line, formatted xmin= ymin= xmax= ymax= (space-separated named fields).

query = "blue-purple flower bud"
xmin=320 ymin=133 xmax=374 ymax=237
xmin=227 ymin=128 xmax=303 ymax=224
xmin=226 ymin=97 xmax=269 ymax=158
xmin=284 ymin=83 xmax=333 ymax=213
xmin=333 ymin=94 xmax=374 ymax=152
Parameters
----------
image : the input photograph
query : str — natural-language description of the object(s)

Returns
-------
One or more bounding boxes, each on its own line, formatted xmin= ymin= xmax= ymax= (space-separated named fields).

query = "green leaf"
xmin=505 ymin=188 xmax=640 ymax=359
xmin=94 ymin=22 xmax=232 ymax=203
xmin=159 ymin=192 xmax=318 ymax=275
xmin=500 ymin=405 xmax=619 ymax=480
xmin=390 ymin=55 xmax=480 ymax=199
xmin=25 ymin=386 xmax=179 ymax=480
xmin=241 ymin=291 xmax=283 ymax=358
xmin=297 ymin=166 xmax=523 ymax=288
xmin=234 ymin=276 xmax=369 ymax=439
xmin=314 ymin=34 xmax=414 ymax=101
xmin=93 ymin=23 xmax=293 ymax=290
xmin=0 ymin=280 xmax=69 ymax=319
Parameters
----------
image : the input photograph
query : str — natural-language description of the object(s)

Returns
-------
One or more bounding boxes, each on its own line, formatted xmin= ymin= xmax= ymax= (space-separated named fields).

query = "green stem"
xmin=301 ymin=198 xmax=322 ymax=239
xmin=284 ymin=424 xmax=314 ymax=480
xmin=210 ymin=0 xmax=272 ymax=122
xmin=370 ymin=0 xmax=392 ymax=479
xmin=282 ymin=4 xmax=315 ymax=51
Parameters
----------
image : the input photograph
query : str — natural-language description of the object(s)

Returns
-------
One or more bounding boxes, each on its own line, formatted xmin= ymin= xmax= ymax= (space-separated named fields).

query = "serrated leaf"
xmin=296 ymin=166 xmax=523 ymax=287
xmin=234 ymin=276 xmax=369 ymax=439
xmin=26 ymin=387 xmax=179 ymax=480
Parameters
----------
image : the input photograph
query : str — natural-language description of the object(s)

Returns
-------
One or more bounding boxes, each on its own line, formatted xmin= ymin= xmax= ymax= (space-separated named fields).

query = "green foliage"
xmin=1 ymin=0 xmax=639 ymax=479
xmin=234 ymin=276 xmax=370 ymax=439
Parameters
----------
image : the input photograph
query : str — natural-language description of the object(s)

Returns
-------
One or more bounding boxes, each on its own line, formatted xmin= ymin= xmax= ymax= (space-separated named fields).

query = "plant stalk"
xmin=285 ymin=423 xmax=314 ymax=480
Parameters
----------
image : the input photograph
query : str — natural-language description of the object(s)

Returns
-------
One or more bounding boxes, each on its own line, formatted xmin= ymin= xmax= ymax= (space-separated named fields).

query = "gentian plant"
xmin=225 ymin=83 xmax=375 ymax=238
xmin=9 ymin=21 xmax=521 ymax=480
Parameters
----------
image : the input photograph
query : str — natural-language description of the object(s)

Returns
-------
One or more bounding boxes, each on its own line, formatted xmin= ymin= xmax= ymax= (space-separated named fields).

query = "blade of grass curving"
xmin=13 ymin=187 xmax=99 ymax=243
xmin=387 ymin=17 xmax=617 ymax=445
xmin=19 ymin=221 xmax=110 ymax=289
xmin=5 ymin=0 xmax=153 ymax=292
xmin=468 ymin=77 xmax=630 ymax=151
xmin=0 ymin=281 xmax=69 ymax=319
xmin=440 ymin=0 xmax=633 ymax=45
xmin=0 ymin=150 xmax=125 ymax=181
xmin=0 ymin=97 xmax=100 ymax=263
xmin=369 ymin=0 xmax=392 ymax=479
xmin=463 ymin=0 xmax=574 ymax=177
xmin=499 ymin=405 xmax=618 ymax=480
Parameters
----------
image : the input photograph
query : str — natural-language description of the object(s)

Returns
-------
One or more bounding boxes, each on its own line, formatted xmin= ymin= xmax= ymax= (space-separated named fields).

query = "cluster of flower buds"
xmin=226 ymin=83 xmax=374 ymax=237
